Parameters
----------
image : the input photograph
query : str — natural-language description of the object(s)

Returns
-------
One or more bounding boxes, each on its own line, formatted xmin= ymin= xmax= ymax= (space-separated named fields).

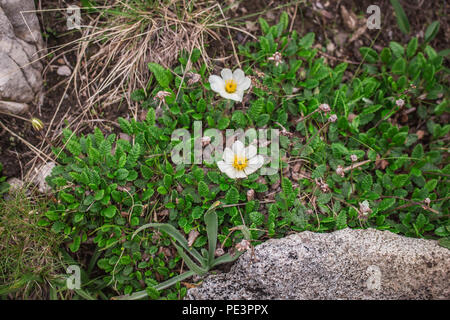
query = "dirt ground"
xmin=0 ymin=0 xmax=448 ymax=178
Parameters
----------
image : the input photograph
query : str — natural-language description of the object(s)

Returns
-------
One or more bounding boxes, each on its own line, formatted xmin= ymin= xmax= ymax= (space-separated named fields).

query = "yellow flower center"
xmin=233 ymin=155 xmax=248 ymax=170
xmin=225 ymin=79 xmax=237 ymax=93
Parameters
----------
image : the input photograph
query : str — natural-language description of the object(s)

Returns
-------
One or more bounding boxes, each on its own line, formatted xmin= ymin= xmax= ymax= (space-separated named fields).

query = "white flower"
xmin=350 ymin=154 xmax=358 ymax=162
xmin=236 ymin=239 xmax=251 ymax=252
xmin=358 ymin=200 xmax=372 ymax=217
xmin=336 ymin=165 xmax=345 ymax=177
xmin=154 ymin=90 xmax=171 ymax=102
xmin=268 ymin=51 xmax=283 ymax=66
xmin=217 ymin=140 xmax=264 ymax=179
xmin=186 ymin=72 xmax=201 ymax=85
xmin=201 ymin=136 xmax=211 ymax=146
xmin=319 ymin=103 xmax=331 ymax=114
xmin=328 ymin=114 xmax=338 ymax=123
xmin=395 ymin=99 xmax=405 ymax=107
xmin=209 ymin=68 xmax=251 ymax=102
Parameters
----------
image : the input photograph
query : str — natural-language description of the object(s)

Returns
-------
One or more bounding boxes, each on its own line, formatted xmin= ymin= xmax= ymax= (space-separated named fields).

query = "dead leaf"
xmin=181 ymin=282 xmax=200 ymax=289
xmin=416 ymin=130 xmax=425 ymax=139
xmin=245 ymin=21 xmax=258 ymax=32
xmin=349 ymin=23 xmax=368 ymax=43
xmin=375 ymin=154 xmax=389 ymax=170
xmin=187 ymin=229 xmax=200 ymax=247
xmin=348 ymin=113 xmax=357 ymax=122
xmin=340 ymin=5 xmax=357 ymax=30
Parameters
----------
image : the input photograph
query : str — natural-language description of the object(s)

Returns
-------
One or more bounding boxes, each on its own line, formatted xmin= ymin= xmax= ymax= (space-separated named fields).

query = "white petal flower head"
xmin=395 ymin=99 xmax=405 ymax=107
xmin=217 ymin=140 xmax=264 ymax=179
xmin=209 ymin=68 xmax=251 ymax=102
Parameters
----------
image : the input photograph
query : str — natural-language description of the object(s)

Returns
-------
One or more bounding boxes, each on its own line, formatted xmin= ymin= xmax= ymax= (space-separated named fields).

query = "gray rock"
xmin=186 ymin=228 xmax=450 ymax=300
xmin=0 ymin=0 xmax=43 ymax=104
xmin=57 ymin=65 xmax=72 ymax=76
xmin=6 ymin=177 xmax=23 ymax=191
xmin=32 ymin=161 xmax=55 ymax=193
xmin=0 ymin=100 xmax=28 ymax=114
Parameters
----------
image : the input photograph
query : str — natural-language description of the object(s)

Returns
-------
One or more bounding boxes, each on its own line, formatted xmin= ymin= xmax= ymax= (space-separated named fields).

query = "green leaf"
xmin=148 ymin=62 xmax=171 ymax=88
xmin=231 ymin=111 xmax=246 ymax=127
xmin=140 ymin=165 xmax=152 ymax=179
xmin=279 ymin=11 xmax=289 ymax=31
xmin=390 ymin=0 xmax=410 ymax=34
xmin=249 ymin=211 xmax=265 ymax=226
xmin=225 ymin=187 xmax=239 ymax=204
xmin=217 ymin=117 xmax=230 ymax=130
xmin=102 ymin=206 xmax=117 ymax=218
xmin=311 ymin=164 xmax=326 ymax=179
xmin=198 ymin=181 xmax=209 ymax=198
xmin=204 ymin=205 xmax=219 ymax=266
xmin=299 ymin=32 xmax=315 ymax=49
xmin=406 ymin=37 xmax=418 ymax=58
xmin=412 ymin=144 xmax=424 ymax=158
xmin=424 ymin=179 xmax=437 ymax=192
xmin=94 ymin=190 xmax=104 ymax=201
xmin=60 ymin=191 xmax=75 ymax=204
xmin=378 ymin=198 xmax=396 ymax=211
xmin=115 ymin=168 xmax=129 ymax=180
xmin=389 ymin=41 xmax=405 ymax=57
xmin=118 ymin=117 xmax=133 ymax=135
xmin=391 ymin=57 xmax=406 ymax=74
xmin=157 ymin=186 xmax=167 ymax=195
xmin=392 ymin=174 xmax=409 ymax=188
xmin=69 ymin=236 xmax=81 ymax=252
xmin=415 ymin=213 xmax=427 ymax=230
xmin=131 ymin=89 xmax=146 ymax=102
xmin=359 ymin=47 xmax=379 ymax=63
xmin=360 ymin=174 xmax=373 ymax=192
xmin=191 ymin=206 xmax=204 ymax=219
xmin=317 ymin=192 xmax=332 ymax=204
xmin=248 ymin=98 xmax=265 ymax=121
xmin=438 ymin=237 xmax=450 ymax=250
xmin=258 ymin=17 xmax=270 ymax=35
xmin=425 ymin=21 xmax=440 ymax=43
xmin=380 ymin=47 xmax=392 ymax=64
xmin=331 ymin=143 xmax=348 ymax=157
xmin=281 ymin=177 xmax=293 ymax=196
xmin=336 ymin=211 xmax=347 ymax=229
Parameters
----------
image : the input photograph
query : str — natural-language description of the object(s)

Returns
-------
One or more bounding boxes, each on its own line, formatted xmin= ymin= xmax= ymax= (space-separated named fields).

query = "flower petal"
xmin=232 ymin=140 xmax=245 ymax=156
xmin=223 ymin=148 xmax=234 ymax=164
xmin=221 ymin=68 xmax=233 ymax=81
xmin=244 ymin=155 xmax=264 ymax=175
xmin=209 ymin=75 xmax=225 ymax=93
xmin=234 ymin=168 xmax=247 ymax=179
xmin=244 ymin=145 xmax=257 ymax=159
xmin=237 ymin=77 xmax=251 ymax=91
xmin=217 ymin=161 xmax=236 ymax=179
xmin=219 ymin=90 xmax=242 ymax=102
xmin=233 ymin=69 xmax=245 ymax=84
xmin=235 ymin=90 xmax=245 ymax=102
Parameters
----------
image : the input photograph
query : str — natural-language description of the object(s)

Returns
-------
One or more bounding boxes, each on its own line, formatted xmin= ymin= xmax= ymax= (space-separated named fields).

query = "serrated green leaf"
xmin=148 ymin=62 xmax=171 ymax=88
xmin=225 ymin=186 xmax=239 ymax=204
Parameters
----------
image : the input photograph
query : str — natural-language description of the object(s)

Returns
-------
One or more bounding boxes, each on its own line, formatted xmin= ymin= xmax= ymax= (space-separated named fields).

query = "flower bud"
xmin=31 ymin=118 xmax=44 ymax=131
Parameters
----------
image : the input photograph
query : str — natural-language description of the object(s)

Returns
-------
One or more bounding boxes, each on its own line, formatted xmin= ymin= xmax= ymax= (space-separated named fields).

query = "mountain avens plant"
xmin=40 ymin=14 xmax=449 ymax=299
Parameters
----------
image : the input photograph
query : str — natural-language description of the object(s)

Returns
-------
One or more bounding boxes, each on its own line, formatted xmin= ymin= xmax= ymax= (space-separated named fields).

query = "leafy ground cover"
xmin=37 ymin=15 xmax=449 ymax=299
